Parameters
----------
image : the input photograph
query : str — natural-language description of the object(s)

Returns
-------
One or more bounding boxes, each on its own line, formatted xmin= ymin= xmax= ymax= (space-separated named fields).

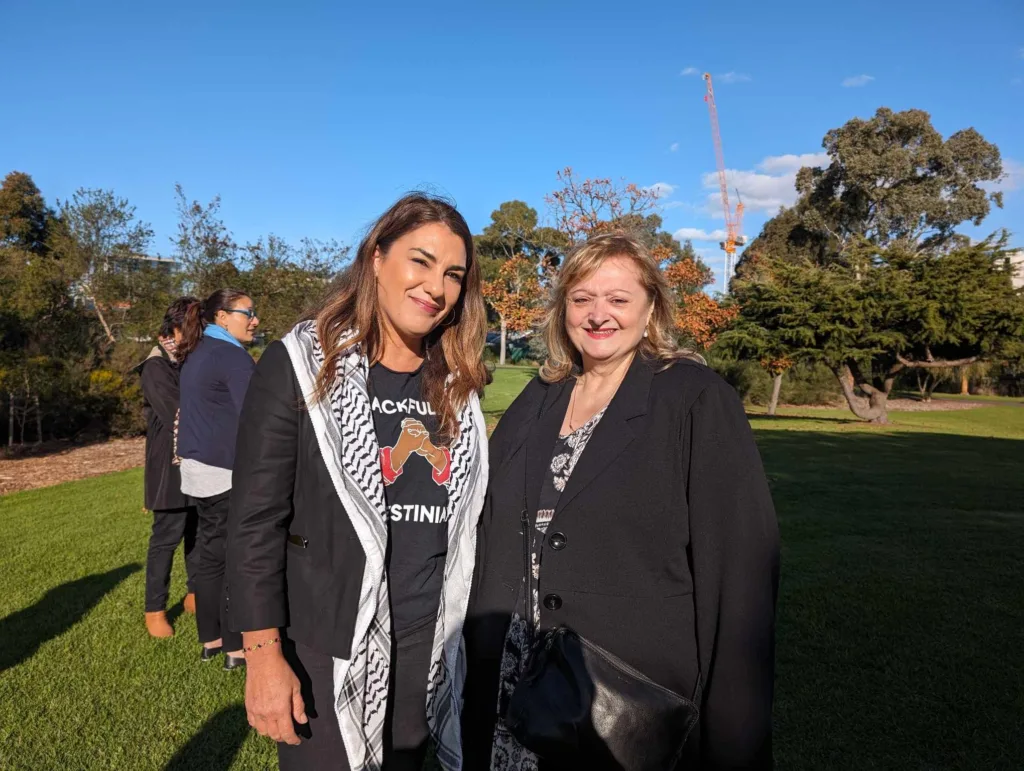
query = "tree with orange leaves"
xmin=546 ymin=167 xmax=735 ymax=350
xmin=481 ymin=255 xmax=544 ymax=366
xmin=659 ymin=243 xmax=738 ymax=349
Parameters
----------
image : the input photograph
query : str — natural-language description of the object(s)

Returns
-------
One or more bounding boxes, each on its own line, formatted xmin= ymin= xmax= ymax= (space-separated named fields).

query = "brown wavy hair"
xmin=159 ymin=296 xmax=199 ymax=338
xmin=539 ymin=231 xmax=701 ymax=383
xmin=177 ymin=288 xmax=251 ymax=363
xmin=311 ymin=193 xmax=487 ymax=445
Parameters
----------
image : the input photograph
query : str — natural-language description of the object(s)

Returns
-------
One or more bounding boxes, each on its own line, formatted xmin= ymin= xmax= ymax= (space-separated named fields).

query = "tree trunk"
xmin=20 ymin=376 xmax=29 ymax=445
xmin=87 ymin=292 xmax=116 ymax=344
xmin=767 ymin=373 xmax=783 ymax=416
xmin=915 ymin=371 xmax=933 ymax=401
xmin=499 ymin=317 xmax=507 ymax=367
xmin=960 ymin=373 xmax=970 ymax=395
xmin=34 ymin=394 xmax=43 ymax=445
xmin=831 ymin=364 xmax=890 ymax=423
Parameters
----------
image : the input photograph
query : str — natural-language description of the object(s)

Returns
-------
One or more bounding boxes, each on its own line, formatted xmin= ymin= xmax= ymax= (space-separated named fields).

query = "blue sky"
xmin=2 ymin=0 xmax=1022 ymax=285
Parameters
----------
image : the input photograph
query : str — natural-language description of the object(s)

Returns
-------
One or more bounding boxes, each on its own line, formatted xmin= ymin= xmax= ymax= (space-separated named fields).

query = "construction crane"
xmin=703 ymin=72 xmax=745 ymax=293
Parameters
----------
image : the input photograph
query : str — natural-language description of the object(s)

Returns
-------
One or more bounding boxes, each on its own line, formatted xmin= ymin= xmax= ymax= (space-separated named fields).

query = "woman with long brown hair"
xmin=464 ymin=232 xmax=779 ymax=770
xmin=177 ymin=288 xmax=259 ymax=669
xmin=226 ymin=193 xmax=490 ymax=770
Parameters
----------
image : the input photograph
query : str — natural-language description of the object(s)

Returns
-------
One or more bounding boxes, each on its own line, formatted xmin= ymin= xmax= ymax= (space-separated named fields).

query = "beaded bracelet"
xmin=243 ymin=636 xmax=281 ymax=653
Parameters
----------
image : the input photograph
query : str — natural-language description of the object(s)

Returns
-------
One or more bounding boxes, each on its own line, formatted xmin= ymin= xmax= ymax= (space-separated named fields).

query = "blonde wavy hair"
xmin=539 ymin=232 xmax=702 ymax=383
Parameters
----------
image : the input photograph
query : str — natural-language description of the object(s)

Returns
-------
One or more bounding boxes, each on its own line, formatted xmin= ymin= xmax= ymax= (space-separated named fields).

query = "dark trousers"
xmin=194 ymin=491 xmax=242 ymax=651
xmin=278 ymin=621 xmax=434 ymax=771
xmin=145 ymin=506 xmax=200 ymax=612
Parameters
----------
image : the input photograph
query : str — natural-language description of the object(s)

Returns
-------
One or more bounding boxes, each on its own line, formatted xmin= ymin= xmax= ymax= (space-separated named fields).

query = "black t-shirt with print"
xmin=369 ymin=363 xmax=451 ymax=638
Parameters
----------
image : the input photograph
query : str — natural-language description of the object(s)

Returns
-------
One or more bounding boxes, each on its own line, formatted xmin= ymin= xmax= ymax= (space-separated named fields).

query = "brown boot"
xmin=145 ymin=611 xmax=174 ymax=638
xmin=183 ymin=593 xmax=196 ymax=615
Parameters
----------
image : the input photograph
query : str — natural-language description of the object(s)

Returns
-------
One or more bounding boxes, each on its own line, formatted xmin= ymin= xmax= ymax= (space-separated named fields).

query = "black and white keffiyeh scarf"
xmin=282 ymin=321 xmax=488 ymax=771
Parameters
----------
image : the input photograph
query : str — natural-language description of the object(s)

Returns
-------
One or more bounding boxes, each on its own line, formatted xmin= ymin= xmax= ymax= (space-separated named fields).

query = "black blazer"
xmin=463 ymin=355 xmax=780 ymax=770
xmin=225 ymin=341 xmax=365 ymax=659
xmin=137 ymin=347 xmax=188 ymax=512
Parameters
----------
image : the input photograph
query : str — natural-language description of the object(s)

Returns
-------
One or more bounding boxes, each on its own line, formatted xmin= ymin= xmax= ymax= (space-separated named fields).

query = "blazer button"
xmin=543 ymin=593 xmax=562 ymax=611
xmin=549 ymin=532 xmax=567 ymax=551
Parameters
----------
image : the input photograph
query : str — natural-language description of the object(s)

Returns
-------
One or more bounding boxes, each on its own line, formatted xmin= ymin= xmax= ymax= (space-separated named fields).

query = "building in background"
xmin=1009 ymin=251 xmax=1024 ymax=290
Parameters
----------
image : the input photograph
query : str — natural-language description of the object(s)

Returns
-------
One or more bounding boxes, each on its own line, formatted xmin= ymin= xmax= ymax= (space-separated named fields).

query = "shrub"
xmin=709 ymin=353 xmax=841 ymax=406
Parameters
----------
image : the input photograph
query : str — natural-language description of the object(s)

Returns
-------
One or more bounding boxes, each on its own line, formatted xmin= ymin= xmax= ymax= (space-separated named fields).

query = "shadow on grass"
xmin=164 ymin=703 xmax=250 ymax=771
xmin=753 ymin=429 xmax=1024 ymax=768
xmin=0 ymin=562 xmax=141 ymax=672
xmin=747 ymin=411 xmax=861 ymax=425
xmin=165 ymin=595 xmax=186 ymax=628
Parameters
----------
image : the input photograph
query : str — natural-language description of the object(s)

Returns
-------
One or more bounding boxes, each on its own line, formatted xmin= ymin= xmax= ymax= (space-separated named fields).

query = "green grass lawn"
xmin=481 ymin=365 xmax=537 ymax=430
xmin=1 ymin=370 xmax=1022 ymax=769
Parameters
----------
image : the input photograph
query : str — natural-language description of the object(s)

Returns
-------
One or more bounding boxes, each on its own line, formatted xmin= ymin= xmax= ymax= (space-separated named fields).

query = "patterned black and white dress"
xmin=490 ymin=406 xmax=608 ymax=771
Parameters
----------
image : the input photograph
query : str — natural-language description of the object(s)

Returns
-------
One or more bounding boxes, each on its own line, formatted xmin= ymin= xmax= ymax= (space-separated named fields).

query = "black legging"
xmin=193 ymin=491 xmax=242 ymax=652
xmin=145 ymin=506 xmax=200 ymax=612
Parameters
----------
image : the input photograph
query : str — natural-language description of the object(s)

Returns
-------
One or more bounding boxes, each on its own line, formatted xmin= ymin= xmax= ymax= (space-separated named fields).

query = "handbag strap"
xmin=518 ymin=396 xmax=703 ymax=707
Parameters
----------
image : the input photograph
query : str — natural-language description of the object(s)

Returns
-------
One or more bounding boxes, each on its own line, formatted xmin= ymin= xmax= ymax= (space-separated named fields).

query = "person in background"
xmin=137 ymin=296 xmax=200 ymax=639
xmin=463 ymin=232 xmax=780 ymax=770
xmin=177 ymin=289 xmax=259 ymax=670
xmin=226 ymin=193 xmax=489 ymax=770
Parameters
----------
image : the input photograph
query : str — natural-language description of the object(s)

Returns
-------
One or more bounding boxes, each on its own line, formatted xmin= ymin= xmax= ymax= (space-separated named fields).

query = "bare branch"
xmin=896 ymin=354 xmax=981 ymax=369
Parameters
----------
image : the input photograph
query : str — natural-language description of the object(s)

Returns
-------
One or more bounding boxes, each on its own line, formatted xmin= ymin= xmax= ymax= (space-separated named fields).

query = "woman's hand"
xmin=390 ymin=418 xmax=430 ymax=471
xmin=243 ymin=631 xmax=307 ymax=746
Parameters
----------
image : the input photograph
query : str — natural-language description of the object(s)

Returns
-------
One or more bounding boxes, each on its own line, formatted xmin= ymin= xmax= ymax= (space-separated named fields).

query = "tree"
xmin=172 ymin=184 xmax=240 ymax=297
xmin=50 ymin=188 xmax=155 ymax=344
xmin=547 ymin=170 xmax=735 ymax=351
xmin=0 ymin=172 xmax=64 ymax=319
xmin=795 ymin=108 xmax=1004 ymax=257
xmin=722 ymin=251 xmax=800 ymax=415
xmin=732 ymin=237 xmax=1023 ymax=423
xmin=0 ymin=173 xmax=102 ymax=445
xmin=546 ymin=167 xmax=662 ymax=244
xmin=732 ymin=108 xmax=1021 ymax=423
xmin=725 ymin=214 xmax=819 ymax=413
xmin=660 ymin=240 xmax=737 ymax=349
xmin=242 ymin=235 xmax=349 ymax=342
xmin=0 ymin=172 xmax=49 ymax=253
xmin=475 ymin=201 xmax=568 ymax=363
xmin=481 ymin=256 xmax=544 ymax=366
xmin=475 ymin=200 xmax=567 ymax=291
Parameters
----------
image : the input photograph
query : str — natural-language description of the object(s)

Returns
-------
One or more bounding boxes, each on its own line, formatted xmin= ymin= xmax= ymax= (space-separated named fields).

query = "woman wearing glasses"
xmin=177 ymin=289 xmax=260 ymax=668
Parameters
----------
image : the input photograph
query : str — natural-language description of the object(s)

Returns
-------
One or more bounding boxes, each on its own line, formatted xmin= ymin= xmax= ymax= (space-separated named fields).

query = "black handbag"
xmin=504 ymin=474 xmax=702 ymax=771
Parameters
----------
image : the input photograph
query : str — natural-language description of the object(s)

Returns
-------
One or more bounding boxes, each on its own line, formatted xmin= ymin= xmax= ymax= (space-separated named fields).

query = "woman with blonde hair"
xmin=226 ymin=193 xmax=490 ymax=770
xmin=464 ymin=232 xmax=779 ymax=770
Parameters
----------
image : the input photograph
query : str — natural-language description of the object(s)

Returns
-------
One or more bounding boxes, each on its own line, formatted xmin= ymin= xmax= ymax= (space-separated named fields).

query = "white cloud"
xmin=644 ymin=182 xmax=676 ymax=199
xmin=757 ymin=153 xmax=830 ymax=174
xmin=984 ymin=158 xmax=1023 ymax=193
xmin=699 ymin=152 xmax=830 ymax=215
xmin=842 ymin=74 xmax=875 ymax=88
xmin=673 ymin=228 xmax=729 ymax=242
xmin=670 ymin=142 xmax=680 ymax=152
xmin=717 ymin=71 xmax=751 ymax=84
xmin=680 ymin=67 xmax=700 ymax=77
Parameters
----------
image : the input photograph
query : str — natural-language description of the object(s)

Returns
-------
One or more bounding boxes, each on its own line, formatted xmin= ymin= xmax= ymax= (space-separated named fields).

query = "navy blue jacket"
xmin=178 ymin=336 xmax=255 ymax=471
